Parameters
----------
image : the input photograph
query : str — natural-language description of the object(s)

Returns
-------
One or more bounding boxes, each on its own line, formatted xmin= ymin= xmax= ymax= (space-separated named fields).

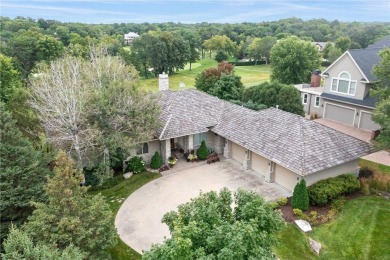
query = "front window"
xmin=314 ymin=96 xmax=320 ymax=107
xmin=194 ymin=132 xmax=207 ymax=146
xmin=331 ymin=72 xmax=357 ymax=95
xmin=302 ymin=94 xmax=308 ymax=105
xmin=136 ymin=142 xmax=149 ymax=155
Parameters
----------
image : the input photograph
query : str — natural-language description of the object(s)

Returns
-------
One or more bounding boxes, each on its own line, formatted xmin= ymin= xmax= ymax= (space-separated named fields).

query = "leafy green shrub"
xmin=277 ymin=197 xmax=288 ymax=206
xmin=215 ymin=50 xmax=228 ymax=62
xmin=88 ymin=176 xmax=123 ymax=191
xmin=150 ymin=151 xmax=163 ymax=169
xmin=292 ymin=208 xmax=304 ymax=218
xmin=126 ymin=156 xmax=145 ymax=174
xmin=331 ymin=196 xmax=346 ymax=213
xmin=270 ymin=201 xmax=280 ymax=209
xmin=83 ymin=166 xmax=99 ymax=187
xmin=197 ymin=140 xmax=208 ymax=160
xmin=308 ymin=174 xmax=360 ymax=206
xmin=291 ymin=180 xmax=309 ymax=211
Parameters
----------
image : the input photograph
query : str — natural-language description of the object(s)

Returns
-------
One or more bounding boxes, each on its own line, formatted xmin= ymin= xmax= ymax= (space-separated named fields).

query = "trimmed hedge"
xmin=197 ymin=140 xmax=208 ymax=160
xmin=228 ymin=60 xmax=267 ymax=66
xmin=150 ymin=151 xmax=163 ymax=169
xmin=308 ymin=174 xmax=360 ymax=206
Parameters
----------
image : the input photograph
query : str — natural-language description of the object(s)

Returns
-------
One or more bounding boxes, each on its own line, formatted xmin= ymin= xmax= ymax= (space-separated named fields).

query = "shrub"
xmin=293 ymin=208 xmax=306 ymax=220
xmin=270 ymin=201 xmax=280 ymax=209
xmin=291 ymin=180 xmax=309 ymax=211
xmin=126 ymin=156 xmax=145 ymax=174
xmin=88 ymin=175 xmax=123 ymax=191
xmin=331 ymin=196 xmax=346 ymax=213
xmin=277 ymin=197 xmax=288 ymax=206
xmin=150 ymin=152 xmax=163 ymax=169
xmin=83 ymin=166 xmax=99 ymax=187
xmin=308 ymin=174 xmax=360 ymax=206
xmin=359 ymin=167 xmax=374 ymax=179
xmin=197 ymin=140 xmax=208 ymax=160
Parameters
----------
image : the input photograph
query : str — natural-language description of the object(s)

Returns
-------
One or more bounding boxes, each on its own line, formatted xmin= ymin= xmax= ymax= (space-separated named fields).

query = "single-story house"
xmin=134 ymin=74 xmax=372 ymax=192
xmin=124 ymin=32 xmax=140 ymax=44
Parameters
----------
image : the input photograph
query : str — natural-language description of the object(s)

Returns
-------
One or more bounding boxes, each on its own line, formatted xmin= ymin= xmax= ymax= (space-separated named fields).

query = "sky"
xmin=1 ymin=0 xmax=389 ymax=24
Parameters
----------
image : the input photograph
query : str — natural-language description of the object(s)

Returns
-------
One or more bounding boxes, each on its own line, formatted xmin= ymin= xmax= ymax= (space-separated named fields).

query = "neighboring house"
xmin=296 ymin=35 xmax=389 ymax=131
xmin=313 ymin=42 xmax=327 ymax=52
xmin=124 ymin=32 xmax=140 ymax=44
xmin=134 ymin=74 xmax=372 ymax=192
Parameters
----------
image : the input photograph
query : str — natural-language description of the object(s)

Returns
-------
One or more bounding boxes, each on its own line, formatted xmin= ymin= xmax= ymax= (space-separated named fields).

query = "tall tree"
xmin=2 ymin=226 xmax=83 ymax=260
xmin=208 ymin=73 xmax=244 ymax=101
xmin=195 ymin=61 xmax=235 ymax=93
xmin=335 ymin=36 xmax=351 ymax=53
xmin=270 ymin=36 xmax=320 ymax=84
xmin=372 ymin=48 xmax=390 ymax=149
xmin=25 ymin=151 xmax=117 ymax=259
xmin=143 ymin=188 xmax=283 ymax=259
xmin=0 ymin=104 xmax=51 ymax=246
xmin=0 ymin=54 xmax=22 ymax=104
xmin=203 ymin=35 xmax=238 ymax=59
xmin=180 ymin=29 xmax=201 ymax=71
xmin=247 ymin=37 xmax=263 ymax=64
xmin=257 ymin=36 xmax=277 ymax=64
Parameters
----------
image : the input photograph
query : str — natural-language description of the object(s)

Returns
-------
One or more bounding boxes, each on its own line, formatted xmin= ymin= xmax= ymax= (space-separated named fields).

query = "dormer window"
xmin=331 ymin=72 xmax=357 ymax=95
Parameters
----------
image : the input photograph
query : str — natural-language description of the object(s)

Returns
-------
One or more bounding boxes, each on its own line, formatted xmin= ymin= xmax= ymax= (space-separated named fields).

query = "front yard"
xmin=274 ymin=196 xmax=390 ymax=260
xmin=89 ymin=172 xmax=161 ymax=260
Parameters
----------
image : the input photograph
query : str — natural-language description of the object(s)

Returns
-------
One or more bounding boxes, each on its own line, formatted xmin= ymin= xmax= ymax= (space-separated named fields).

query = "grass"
xmin=89 ymin=172 xmax=162 ymax=260
xmin=359 ymin=158 xmax=390 ymax=176
xmin=137 ymin=57 xmax=271 ymax=91
xmin=273 ymin=196 xmax=390 ymax=260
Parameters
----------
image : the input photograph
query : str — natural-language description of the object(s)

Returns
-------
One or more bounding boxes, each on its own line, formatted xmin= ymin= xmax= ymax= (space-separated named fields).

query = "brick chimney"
xmin=310 ymin=69 xmax=321 ymax=88
xmin=159 ymin=72 xmax=169 ymax=91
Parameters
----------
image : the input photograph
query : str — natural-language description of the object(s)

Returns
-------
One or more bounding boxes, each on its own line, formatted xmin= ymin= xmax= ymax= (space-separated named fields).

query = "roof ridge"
xmin=299 ymin=118 xmax=306 ymax=176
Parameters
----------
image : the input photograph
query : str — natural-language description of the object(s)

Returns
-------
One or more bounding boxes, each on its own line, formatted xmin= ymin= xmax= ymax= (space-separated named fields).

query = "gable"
xmin=323 ymin=52 xmax=368 ymax=82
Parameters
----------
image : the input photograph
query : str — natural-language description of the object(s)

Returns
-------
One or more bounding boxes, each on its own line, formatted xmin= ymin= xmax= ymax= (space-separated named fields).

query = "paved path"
xmin=314 ymin=118 xmax=390 ymax=166
xmin=115 ymin=159 xmax=290 ymax=254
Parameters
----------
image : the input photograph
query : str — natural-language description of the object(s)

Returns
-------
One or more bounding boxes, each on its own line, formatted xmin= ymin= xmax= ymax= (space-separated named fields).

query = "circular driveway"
xmin=115 ymin=159 xmax=290 ymax=254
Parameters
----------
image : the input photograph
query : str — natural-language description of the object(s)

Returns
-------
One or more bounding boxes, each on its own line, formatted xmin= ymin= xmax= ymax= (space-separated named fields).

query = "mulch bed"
xmin=279 ymin=191 xmax=363 ymax=224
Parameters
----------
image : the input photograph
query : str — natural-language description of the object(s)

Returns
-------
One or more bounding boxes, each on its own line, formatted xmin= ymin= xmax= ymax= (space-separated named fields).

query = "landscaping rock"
xmin=309 ymin=238 xmax=321 ymax=255
xmin=123 ymin=172 xmax=133 ymax=179
xmin=379 ymin=192 xmax=390 ymax=200
xmin=295 ymin=219 xmax=312 ymax=232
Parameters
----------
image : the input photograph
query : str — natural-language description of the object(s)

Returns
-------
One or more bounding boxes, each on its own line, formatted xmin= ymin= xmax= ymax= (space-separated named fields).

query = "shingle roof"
xmin=159 ymin=89 xmax=373 ymax=176
xmin=321 ymin=92 xmax=378 ymax=109
xmin=348 ymin=35 xmax=389 ymax=82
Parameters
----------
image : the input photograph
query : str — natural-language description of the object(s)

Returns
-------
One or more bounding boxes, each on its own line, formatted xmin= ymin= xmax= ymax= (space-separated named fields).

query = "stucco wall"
xmin=207 ymin=131 xmax=225 ymax=153
xmin=274 ymin=164 xmax=298 ymax=191
xmin=302 ymin=92 xmax=322 ymax=116
xmin=128 ymin=140 xmax=161 ymax=164
xmin=323 ymin=53 xmax=367 ymax=100
xmin=304 ymin=159 xmax=359 ymax=187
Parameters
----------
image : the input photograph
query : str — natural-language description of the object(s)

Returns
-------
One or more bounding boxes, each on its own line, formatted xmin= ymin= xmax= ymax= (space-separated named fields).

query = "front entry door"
xmin=170 ymin=138 xmax=175 ymax=149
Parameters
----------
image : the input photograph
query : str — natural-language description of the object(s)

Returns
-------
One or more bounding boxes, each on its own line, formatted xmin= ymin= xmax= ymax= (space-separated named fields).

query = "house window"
xmin=136 ymin=142 xmax=149 ymax=155
xmin=331 ymin=72 xmax=357 ymax=95
xmin=302 ymin=93 xmax=308 ymax=105
xmin=194 ymin=132 xmax=207 ymax=146
xmin=314 ymin=96 xmax=320 ymax=107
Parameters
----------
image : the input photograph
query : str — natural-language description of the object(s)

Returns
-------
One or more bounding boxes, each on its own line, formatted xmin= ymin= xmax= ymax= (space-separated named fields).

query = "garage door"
xmin=359 ymin=111 xmax=380 ymax=130
xmin=231 ymin=142 xmax=246 ymax=163
xmin=252 ymin=153 xmax=268 ymax=176
xmin=324 ymin=103 xmax=355 ymax=126
xmin=274 ymin=165 xmax=298 ymax=191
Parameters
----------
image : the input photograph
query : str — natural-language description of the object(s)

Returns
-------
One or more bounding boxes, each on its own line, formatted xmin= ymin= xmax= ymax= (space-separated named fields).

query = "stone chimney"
xmin=159 ymin=72 xmax=169 ymax=91
xmin=310 ymin=69 xmax=321 ymax=88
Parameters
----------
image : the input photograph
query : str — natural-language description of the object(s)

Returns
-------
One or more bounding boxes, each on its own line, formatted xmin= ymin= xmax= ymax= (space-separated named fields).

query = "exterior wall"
xmin=304 ymin=160 xmax=359 ymax=187
xmin=176 ymin=136 xmax=185 ymax=150
xmin=322 ymin=100 xmax=379 ymax=130
xmin=323 ymin=54 xmax=367 ymax=100
xmin=129 ymin=140 xmax=161 ymax=164
xmin=207 ymin=131 xmax=225 ymax=154
xmin=302 ymin=92 xmax=322 ymax=116
xmin=274 ymin=164 xmax=298 ymax=191
xmin=251 ymin=153 xmax=269 ymax=177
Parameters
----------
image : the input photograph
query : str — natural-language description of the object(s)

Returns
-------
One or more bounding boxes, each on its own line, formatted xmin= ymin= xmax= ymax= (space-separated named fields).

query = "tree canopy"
xmin=270 ymin=36 xmax=321 ymax=85
xmin=143 ymin=188 xmax=284 ymax=259
xmin=25 ymin=151 xmax=117 ymax=259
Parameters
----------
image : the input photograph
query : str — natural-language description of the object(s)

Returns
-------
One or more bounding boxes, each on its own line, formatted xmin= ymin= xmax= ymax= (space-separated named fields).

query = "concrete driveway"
xmin=115 ymin=159 xmax=290 ymax=254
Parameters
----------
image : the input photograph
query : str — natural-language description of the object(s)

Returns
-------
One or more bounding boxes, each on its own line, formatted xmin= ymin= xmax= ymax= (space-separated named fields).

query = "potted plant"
xmin=187 ymin=150 xmax=197 ymax=162
xmin=168 ymin=156 xmax=177 ymax=168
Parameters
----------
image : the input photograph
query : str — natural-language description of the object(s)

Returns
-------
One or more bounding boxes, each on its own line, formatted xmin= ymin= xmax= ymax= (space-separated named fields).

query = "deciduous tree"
xmin=143 ymin=188 xmax=283 ymax=259
xmin=270 ymin=36 xmax=320 ymax=84
xmin=335 ymin=36 xmax=351 ymax=53
xmin=203 ymin=35 xmax=238 ymax=60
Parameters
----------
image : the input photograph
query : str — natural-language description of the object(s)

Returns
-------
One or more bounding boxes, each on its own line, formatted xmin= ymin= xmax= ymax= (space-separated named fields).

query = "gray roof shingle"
xmin=158 ymin=89 xmax=373 ymax=176
xmin=321 ymin=92 xmax=378 ymax=109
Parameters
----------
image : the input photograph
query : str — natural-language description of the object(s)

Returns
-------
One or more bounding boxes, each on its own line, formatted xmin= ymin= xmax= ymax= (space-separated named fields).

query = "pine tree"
xmin=0 ymin=104 xmax=51 ymax=245
xmin=25 ymin=151 xmax=117 ymax=259
xmin=291 ymin=179 xmax=309 ymax=211
xmin=197 ymin=140 xmax=208 ymax=160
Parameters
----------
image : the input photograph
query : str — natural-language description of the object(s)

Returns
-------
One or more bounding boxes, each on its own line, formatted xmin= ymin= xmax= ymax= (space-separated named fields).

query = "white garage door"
xmin=231 ymin=142 xmax=246 ymax=163
xmin=274 ymin=165 xmax=298 ymax=191
xmin=324 ymin=103 xmax=355 ymax=126
xmin=252 ymin=153 xmax=268 ymax=176
xmin=359 ymin=111 xmax=380 ymax=130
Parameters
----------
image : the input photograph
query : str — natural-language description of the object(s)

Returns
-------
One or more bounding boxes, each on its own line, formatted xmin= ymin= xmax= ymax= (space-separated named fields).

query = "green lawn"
xmin=138 ymin=57 xmax=270 ymax=91
xmin=359 ymin=158 xmax=390 ymax=176
xmin=273 ymin=196 xmax=390 ymax=260
xmin=89 ymin=172 xmax=162 ymax=260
